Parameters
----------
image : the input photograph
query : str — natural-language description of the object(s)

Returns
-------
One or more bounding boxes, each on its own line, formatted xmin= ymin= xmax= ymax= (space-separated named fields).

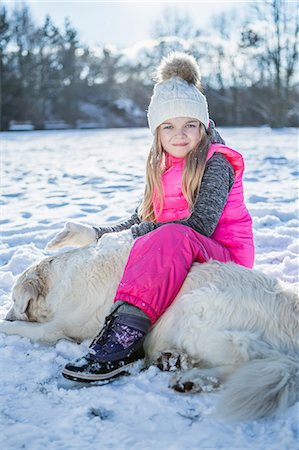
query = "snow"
xmin=1 ymin=127 xmax=298 ymax=449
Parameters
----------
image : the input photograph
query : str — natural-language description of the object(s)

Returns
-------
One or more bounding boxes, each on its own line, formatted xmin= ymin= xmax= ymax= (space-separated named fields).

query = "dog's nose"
xmin=5 ymin=307 xmax=16 ymax=321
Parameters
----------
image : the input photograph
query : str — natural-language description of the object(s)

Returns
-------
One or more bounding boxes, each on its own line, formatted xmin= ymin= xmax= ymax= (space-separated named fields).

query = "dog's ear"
xmin=17 ymin=280 xmax=39 ymax=314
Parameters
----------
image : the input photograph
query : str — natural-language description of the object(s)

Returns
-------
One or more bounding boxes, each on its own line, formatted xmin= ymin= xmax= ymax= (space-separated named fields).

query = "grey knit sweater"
xmin=94 ymin=151 xmax=234 ymax=240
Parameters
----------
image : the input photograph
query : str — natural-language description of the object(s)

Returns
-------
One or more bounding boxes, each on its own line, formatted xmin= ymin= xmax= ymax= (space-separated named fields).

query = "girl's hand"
xmin=46 ymin=222 xmax=97 ymax=250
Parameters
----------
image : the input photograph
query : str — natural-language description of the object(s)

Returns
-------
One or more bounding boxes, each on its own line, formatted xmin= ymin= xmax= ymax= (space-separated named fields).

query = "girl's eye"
xmin=163 ymin=125 xmax=173 ymax=130
xmin=186 ymin=124 xmax=196 ymax=128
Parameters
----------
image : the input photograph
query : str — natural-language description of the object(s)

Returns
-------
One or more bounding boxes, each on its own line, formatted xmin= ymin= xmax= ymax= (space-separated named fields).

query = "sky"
xmin=5 ymin=0 xmax=254 ymax=48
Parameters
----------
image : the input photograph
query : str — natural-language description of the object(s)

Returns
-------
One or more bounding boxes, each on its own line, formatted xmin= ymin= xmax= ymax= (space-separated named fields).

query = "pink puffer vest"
xmin=153 ymin=144 xmax=254 ymax=268
xmin=153 ymin=153 xmax=189 ymax=221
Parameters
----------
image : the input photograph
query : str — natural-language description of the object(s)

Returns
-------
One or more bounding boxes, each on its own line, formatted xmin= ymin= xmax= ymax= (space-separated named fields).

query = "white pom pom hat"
xmin=147 ymin=52 xmax=209 ymax=134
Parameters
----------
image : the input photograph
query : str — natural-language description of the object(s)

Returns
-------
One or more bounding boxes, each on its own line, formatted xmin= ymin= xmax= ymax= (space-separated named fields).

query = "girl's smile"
xmin=159 ymin=117 xmax=201 ymax=157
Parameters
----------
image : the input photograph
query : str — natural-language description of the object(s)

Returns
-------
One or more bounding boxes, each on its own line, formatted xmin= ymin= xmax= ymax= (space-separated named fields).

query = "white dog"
xmin=0 ymin=230 xmax=298 ymax=421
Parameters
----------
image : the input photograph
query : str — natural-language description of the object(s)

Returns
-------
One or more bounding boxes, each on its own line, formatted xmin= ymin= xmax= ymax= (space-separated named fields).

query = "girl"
xmin=46 ymin=52 xmax=254 ymax=382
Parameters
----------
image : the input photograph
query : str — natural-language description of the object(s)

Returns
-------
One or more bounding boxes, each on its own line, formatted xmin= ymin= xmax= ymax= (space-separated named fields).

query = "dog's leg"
xmin=0 ymin=319 xmax=65 ymax=344
xmin=168 ymin=329 xmax=275 ymax=394
xmin=169 ymin=365 xmax=236 ymax=393
xmin=153 ymin=350 xmax=196 ymax=372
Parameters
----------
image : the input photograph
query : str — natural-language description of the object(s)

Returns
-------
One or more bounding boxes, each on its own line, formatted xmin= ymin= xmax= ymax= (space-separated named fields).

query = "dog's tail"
xmin=217 ymin=354 xmax=299 ymax=421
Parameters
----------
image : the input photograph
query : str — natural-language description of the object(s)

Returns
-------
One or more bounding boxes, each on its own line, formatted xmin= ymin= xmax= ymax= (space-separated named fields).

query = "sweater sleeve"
xmin=93 ymin=209 xmax=141 ymax=240
xmin=130 ymin=153 xmax=234 ymax=239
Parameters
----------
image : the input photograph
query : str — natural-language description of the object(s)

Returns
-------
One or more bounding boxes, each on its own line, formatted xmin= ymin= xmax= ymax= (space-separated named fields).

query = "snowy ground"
xmin=0 ymin=127 xmax=298 ymax=450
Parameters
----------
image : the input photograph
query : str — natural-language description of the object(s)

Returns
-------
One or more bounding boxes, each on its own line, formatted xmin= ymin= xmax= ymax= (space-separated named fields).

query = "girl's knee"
xmin=133 ymin=224 xmax=199 ymax=250
xmin=149 ymin=224 xmax=198 ymax=244
xmin=156 ymin=223 xmax=193 ymax=236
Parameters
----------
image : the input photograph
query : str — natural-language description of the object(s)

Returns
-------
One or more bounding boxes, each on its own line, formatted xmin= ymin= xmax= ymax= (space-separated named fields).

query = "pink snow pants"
xmin=114 ymin=224 xmax=232 ymax=324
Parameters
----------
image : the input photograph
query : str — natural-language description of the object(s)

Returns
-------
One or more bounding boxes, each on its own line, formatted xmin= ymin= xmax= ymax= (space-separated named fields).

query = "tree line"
xmin=0 ymin=0 xmax=298 ymax=130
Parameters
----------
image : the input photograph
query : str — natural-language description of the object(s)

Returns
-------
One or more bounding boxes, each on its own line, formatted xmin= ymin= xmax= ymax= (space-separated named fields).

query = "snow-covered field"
xmin=0 ymin=127 xmax=298 ymax=450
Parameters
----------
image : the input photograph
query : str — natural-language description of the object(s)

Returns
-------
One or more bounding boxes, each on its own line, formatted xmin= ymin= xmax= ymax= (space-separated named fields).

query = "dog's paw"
xmin=153 ymin=350 xmax=192 ymax=372
xmin=170 ymin=368 xmax=221 ymax=393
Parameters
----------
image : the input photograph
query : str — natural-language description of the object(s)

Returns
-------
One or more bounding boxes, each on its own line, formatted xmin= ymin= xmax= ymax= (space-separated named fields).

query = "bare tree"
xmin=151 ymin=6 xmax=200 ymax=40
xmin=242 ymin=0 xmax=298 ymax=126
xmin=0 ymin=5 xmax=10 ymax=129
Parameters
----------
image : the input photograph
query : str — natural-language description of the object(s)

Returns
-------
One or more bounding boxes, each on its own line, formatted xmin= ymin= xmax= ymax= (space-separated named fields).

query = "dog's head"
xmin=6 ymin=256 xmax=54 ymax=323
xmin=5 ymin=231 xmax=133 ymax=325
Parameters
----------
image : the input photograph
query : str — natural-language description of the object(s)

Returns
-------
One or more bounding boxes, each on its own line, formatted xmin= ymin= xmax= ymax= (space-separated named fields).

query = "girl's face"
xmin=159 ymin=117 xmax=201 ymax=158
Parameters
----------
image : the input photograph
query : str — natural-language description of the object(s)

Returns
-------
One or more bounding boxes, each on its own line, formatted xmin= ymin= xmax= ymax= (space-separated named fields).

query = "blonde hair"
xmin=138 ymin=122 xmax=211 ymax=222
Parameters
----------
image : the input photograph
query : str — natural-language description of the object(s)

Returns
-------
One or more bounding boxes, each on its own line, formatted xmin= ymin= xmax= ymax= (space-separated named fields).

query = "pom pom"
xmin=156 ymin=52 xmax=201 ymax=88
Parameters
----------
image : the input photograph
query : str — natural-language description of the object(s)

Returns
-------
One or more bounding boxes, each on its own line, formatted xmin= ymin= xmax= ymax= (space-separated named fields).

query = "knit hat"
xmin=147 ymin=52 xmax=209 ymax=134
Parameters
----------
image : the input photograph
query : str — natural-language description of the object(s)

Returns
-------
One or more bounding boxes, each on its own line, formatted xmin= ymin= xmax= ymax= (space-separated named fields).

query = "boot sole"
xmin=62 ymin=359 xmax=145 ymax=383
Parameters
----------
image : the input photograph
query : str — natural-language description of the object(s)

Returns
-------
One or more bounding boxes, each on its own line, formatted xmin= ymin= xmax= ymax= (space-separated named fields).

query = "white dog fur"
xmin=0 ymin=230 xmax=298 ymax=421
